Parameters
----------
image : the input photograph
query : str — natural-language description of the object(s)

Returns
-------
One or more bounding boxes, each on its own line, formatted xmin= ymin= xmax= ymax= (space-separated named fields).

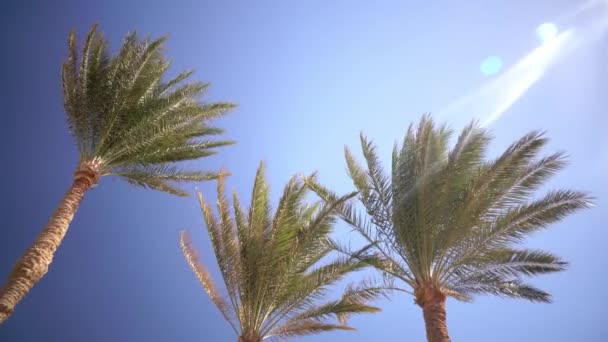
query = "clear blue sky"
xmin=1 ymin=0 xmax=606 ymax=341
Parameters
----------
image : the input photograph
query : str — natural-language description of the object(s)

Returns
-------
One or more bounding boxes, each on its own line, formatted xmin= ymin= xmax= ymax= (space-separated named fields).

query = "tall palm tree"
xmin=307 ymin=115 xmax=593 ymax=342
xmin=0 ymin=24 xmax=235 ymax=323
xmin=179 ymin=162 xmax=382 ymax=342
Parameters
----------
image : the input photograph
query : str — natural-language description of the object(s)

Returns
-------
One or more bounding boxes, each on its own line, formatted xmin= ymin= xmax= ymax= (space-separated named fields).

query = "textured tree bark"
xmin=416 ymin=285 xmax=451 ymax=342
xmin=0 ymin=163 xmax=100 ymax=324
xmin=238 ymin=334 xmax=262 ymax=342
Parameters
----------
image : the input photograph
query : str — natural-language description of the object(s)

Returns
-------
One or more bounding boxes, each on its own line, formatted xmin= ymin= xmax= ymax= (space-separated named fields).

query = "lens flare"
xmin=537 ymin=23 xmax=559 ymax=44
xmin=480 ymin=56 xmax=503 ymax=76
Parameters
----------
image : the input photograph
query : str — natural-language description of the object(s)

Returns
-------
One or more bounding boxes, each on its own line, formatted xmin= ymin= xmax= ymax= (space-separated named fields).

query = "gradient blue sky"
xmin=1 ymin=1 xmax=607 ymax=341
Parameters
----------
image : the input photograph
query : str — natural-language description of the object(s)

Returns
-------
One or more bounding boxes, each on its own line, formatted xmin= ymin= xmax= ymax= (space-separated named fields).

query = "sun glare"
xmin=536 ymin=23 xmax=559 ymax=44
xmin=439 ymin=0 xmax=608 ymax=127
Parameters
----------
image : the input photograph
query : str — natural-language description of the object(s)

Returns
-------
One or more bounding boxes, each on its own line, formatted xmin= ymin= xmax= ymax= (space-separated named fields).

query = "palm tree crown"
xmin=307 ymin=115 xmax=593 ymax=341
xmin=63 ymin=24 xmax=235 ymax=195
xmin=180 ymin=163 xmax=382 ymax=341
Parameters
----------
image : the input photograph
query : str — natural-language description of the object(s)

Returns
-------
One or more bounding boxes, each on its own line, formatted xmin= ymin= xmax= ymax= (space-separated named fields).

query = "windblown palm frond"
xmin=63 ymin=24 xmax=235 ymax=195
xmin=307 ymin=114 xmax=593 ymax=304
xmin=180 ymin=162 xmax=382 ymax=341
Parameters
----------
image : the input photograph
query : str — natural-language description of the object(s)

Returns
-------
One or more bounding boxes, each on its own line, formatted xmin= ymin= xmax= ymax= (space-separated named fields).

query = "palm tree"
xmin=306 ymin=115 xmax=593 ymax=342
xmin=179 ymin=162 xmax=382 ymax=341
xmin=0 ymin=24 xmax=235 ymax=323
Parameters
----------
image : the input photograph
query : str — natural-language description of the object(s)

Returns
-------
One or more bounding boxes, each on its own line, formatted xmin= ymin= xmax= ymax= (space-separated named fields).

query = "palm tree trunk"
xmin=0 ymin=163 xmax=100 ymax=324
xmin=238 ymin=333 xmax=262 ymax=342
xmin=416 ymin=286 xmax=451 ymax=342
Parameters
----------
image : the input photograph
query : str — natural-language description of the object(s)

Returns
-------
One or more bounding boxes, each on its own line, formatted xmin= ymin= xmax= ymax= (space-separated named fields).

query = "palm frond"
xmin=460 ymin=190 xmax=592 ymax=258
xmin=449 ymin=273 xmax=553 ymax=303
xmin=179 ymin=231 xmax=239 ymax=332
xmin=449 ymin=248 xmax=567 ymax=282
xmin=267 ymin=320 xmax=355 ymax=339
xmin=114 ymin=165 xmax=219 ymax=196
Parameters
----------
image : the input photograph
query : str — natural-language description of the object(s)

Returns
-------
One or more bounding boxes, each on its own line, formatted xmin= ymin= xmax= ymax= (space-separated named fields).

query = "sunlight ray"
xmin=437 ymin=0 xmax=608 ymax=127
